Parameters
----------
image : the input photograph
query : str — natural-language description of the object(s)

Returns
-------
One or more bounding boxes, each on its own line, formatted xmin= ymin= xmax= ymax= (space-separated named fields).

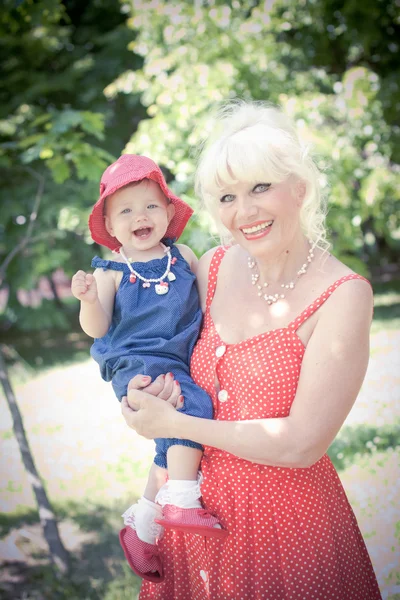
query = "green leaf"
xmin=46 ymin=156 xmax=71 ymax=183
xmin=80 ymin=112 xmax=105 ymax=140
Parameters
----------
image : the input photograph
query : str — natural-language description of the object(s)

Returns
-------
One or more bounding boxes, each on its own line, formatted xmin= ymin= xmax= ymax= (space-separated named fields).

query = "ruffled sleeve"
xmin=91 ymin=256 xmax=128 ymax=272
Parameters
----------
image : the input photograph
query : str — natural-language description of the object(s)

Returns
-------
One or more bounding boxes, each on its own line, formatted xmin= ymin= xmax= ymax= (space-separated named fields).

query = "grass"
xmin=370 ymin=279 xmax=400 ymax=334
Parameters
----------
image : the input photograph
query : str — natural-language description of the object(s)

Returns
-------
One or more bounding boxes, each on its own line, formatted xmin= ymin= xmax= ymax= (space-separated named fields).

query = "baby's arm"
xmin=71 ymin=268 xmax=116 ymax=338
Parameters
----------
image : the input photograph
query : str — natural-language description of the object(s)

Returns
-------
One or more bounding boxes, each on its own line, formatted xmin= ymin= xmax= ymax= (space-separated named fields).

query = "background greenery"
xmin=0 ymin=0 xmax=399 ymax=598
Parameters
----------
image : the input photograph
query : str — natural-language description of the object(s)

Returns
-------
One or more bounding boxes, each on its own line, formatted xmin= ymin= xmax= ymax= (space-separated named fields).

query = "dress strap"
xmin=204 ymin=246 xmax=228 ymax=324
xmin=287 ymin=274 xmax=371 ymax=332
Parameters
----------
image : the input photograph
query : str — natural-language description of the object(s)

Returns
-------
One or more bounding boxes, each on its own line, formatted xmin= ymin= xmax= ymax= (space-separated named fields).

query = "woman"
xmin=121 ymin=101 xmax=382 ymax=599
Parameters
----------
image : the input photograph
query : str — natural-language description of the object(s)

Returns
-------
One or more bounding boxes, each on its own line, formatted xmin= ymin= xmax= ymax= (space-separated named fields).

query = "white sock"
xmin=155 ymin=479 xmax=202 ymax=509
xmin=122 ymin=496 xmax=163 ymax=544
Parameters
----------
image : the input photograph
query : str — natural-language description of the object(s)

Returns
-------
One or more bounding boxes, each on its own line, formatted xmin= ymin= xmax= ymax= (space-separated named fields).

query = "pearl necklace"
xmin=248 ymin=240 xmax=315 ymax=305
xmin=119 ymin=244 xmax=177 ymax=295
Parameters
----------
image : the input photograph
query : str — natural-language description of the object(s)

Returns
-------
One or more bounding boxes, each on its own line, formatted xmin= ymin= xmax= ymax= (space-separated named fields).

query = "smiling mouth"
xmin=133 ymin=227 xmax=152 ymax=238
xmin=241 ymin=220 xmax=273 ymax=235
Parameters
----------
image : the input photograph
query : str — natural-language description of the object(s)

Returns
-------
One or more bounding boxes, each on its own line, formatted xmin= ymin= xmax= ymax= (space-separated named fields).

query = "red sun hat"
xmin=89 ymin=154 xmax=194 ymax=252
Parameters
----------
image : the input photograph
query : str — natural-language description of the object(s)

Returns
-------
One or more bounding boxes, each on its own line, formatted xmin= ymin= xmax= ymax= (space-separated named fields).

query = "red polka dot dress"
xmin=140 ymin=247 xmax=382 ymax=600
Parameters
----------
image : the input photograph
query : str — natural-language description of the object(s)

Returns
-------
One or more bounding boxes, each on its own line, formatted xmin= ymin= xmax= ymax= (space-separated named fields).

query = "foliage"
xmin=110 ymin=0 xmax=399 ymax=270
xmin=277 ymin=0 xmax=400 ymax=163
xmin=1 ymin=0 xmax=399 ymax=339
xmin=328 ymin=421 xmax=400 ymax=471
xmin=0 ymin=0 xmax=144 ymax=334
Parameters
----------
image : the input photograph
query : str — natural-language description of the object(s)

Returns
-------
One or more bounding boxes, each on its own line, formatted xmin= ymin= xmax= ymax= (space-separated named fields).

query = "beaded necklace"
xmin=248 ymin=240 xmax=316 ymax=305
xmin=119 ymin=244 xmax=177 ymax=295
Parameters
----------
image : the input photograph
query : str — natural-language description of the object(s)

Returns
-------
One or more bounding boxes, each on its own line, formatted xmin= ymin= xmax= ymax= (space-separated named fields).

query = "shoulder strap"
xmin=204 ymin=246 xmax=228 ymax=325
xmin=288 ymin=274 xmax=371 ymax=332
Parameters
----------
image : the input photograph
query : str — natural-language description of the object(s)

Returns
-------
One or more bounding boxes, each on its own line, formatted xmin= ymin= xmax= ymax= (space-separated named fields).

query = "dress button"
xmin=215 ymin=345 xmax=226 ymax=358
xmin=218 ymin=389 xmax=228 ymax=403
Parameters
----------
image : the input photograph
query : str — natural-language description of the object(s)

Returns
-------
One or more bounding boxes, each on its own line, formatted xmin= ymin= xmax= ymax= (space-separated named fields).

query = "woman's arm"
xmin=123 ymin=279 xmax=373 ymax=468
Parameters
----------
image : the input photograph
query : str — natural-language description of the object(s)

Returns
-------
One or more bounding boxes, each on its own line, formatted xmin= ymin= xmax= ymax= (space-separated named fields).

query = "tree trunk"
xmin=0 ymin=347 xmax=70 ymax=575
xmin=48 ymin=274 xmax=64 ymax=310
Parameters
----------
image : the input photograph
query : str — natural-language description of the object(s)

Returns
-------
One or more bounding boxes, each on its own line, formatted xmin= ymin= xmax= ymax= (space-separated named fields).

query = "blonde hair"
xmin=195 ymin=100 xmax=329 ymax=249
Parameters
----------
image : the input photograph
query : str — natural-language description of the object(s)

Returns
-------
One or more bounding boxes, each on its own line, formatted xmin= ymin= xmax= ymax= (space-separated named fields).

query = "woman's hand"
xmin=127 ymin=373 xmax=184 ymax=408
xmin=121 ymin=385 xmax=182 ymax=439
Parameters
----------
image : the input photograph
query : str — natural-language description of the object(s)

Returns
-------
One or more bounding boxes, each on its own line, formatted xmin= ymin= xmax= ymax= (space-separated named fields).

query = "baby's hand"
xmin=71 ymin=270 xmax=98 ymax=304
xmin=127 ymin=374 xmax=184 ymax=409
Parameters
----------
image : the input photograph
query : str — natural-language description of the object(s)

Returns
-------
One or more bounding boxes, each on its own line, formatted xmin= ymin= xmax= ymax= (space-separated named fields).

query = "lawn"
xmin=0 ymin=286 xmax=399 ymax=599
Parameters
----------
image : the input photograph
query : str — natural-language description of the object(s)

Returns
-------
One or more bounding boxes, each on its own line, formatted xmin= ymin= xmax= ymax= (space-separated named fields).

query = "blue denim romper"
xmin=90 ymin=243 xmax=213 ymax=468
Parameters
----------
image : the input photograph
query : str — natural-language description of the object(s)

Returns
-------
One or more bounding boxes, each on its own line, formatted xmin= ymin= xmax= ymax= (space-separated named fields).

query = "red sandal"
xmin=155 ymin=505 xmax=229 ymax=539
xmin=119 ymin=527 xmax=164 ymax=583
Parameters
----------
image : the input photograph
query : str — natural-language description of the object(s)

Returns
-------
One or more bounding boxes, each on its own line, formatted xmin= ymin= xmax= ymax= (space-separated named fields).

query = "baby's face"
xmin=104 ymin=179 xmax=175 ymax=254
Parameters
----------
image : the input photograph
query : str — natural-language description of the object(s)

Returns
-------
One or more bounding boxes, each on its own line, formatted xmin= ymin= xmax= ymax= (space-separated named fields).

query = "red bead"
xmin=129 ymin=274 xmax=137 ymax=283
xmin=171 ymin=257 xmax=177 ymax=265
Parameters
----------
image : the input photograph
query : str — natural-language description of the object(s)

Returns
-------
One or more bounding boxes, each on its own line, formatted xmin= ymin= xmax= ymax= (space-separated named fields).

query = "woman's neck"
xmin=253 ymin=235 xmax=312 ymax=285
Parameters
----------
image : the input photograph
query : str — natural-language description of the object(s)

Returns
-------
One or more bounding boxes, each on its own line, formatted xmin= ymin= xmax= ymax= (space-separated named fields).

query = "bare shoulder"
xmin=176 ymin=244 xmax=198 ymax=272
xmin=196 ymin=246 xmax=222 ymax=310
xmin=197 ymin=245 xmax=220 ymax=271
xmin=93 ymin=266 xmax=122 ymax=293
xmin=93 ymin=267 xmax=114 ymax=280
xmin=197 ymin=244 xmax=239 ymax=285
xmin=317 ymin=259 xmax=373 ymax=331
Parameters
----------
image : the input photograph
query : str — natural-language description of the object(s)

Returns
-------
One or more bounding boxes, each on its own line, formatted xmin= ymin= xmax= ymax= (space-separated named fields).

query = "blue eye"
xmin=253 ymin=183 xmax=271 ymax=193
xmin=121 ymin=208 xmax=131 ymax=214
xmin=220 ymin=194 xmax=235 ymax=203
xmin=147 ymin=204 xmax=159 ymax=209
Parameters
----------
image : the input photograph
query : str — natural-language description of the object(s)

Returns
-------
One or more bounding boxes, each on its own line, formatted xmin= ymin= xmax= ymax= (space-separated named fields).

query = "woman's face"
xmin=217 ymin=178 xmax=305 ymax=256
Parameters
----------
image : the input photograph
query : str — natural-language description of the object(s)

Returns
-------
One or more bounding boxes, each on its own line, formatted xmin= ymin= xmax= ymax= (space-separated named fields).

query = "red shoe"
xmin=119 ymin=527 xmax=164 ymax=583
xmin=155 ymin=505 xmax=229 ymax=539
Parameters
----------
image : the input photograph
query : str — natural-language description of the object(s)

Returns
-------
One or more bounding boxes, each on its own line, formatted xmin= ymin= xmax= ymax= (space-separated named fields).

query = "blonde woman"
xmin=122 ymin=101 xmax=382 ymax=600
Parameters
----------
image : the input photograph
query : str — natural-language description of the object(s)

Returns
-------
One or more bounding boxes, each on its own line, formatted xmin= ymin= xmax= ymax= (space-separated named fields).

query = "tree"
xmin=106 ymin=0 xmax=399 ymax=272
xmin=0 ymin=0 xmax=146 ymax=334
xmin=0 ymin=0 xmax=142 ymax=574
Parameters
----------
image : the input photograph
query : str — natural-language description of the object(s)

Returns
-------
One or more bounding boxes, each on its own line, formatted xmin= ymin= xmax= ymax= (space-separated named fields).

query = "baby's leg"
xmin=163 ymin=445 xmax=203 ymax=509
xmin=153 ymin=375 xmax=228 ymax=538
xmin=143 ymin=462 xmax=168 ymax=502
xmin=155 ymin=443 xmax=203 ymax=509
xmin=167 ymin=445 xmax=202 ymax=480
xmin=123 ymin=463 xmax=167 ymax=545
xmin=154 ymin=443 xmax=227 ymax=539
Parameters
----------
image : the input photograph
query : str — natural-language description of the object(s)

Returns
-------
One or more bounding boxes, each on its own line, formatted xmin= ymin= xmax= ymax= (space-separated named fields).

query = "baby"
xmin=71 ymin=155 xmax=227 ymax=583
